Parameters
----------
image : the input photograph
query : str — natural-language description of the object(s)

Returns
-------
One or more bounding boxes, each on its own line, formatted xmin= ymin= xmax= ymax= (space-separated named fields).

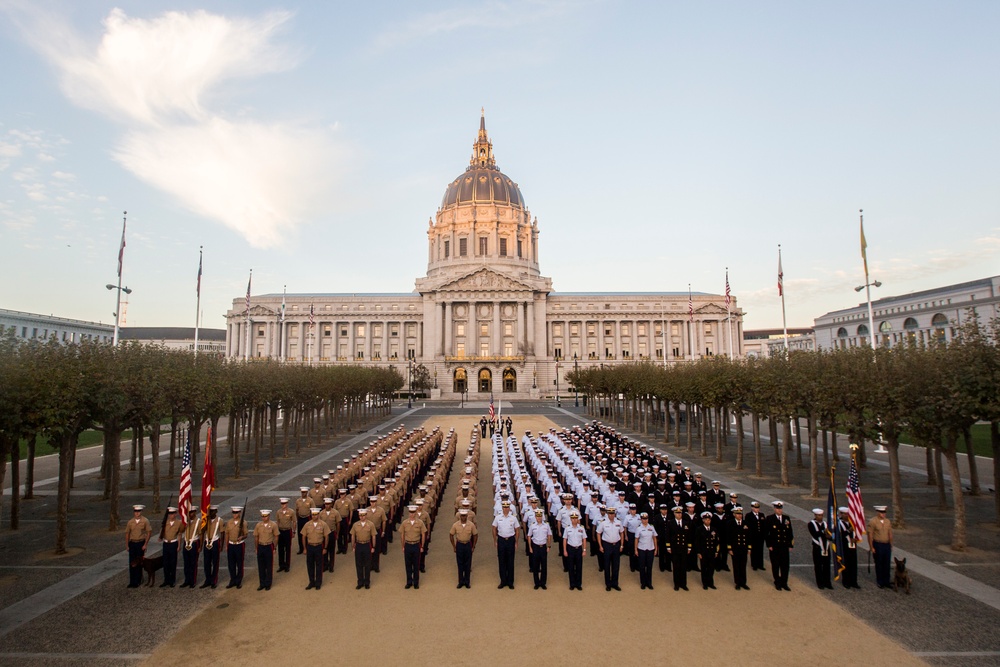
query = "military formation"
xmin=126 ymin=419 xmax=881 ymax=595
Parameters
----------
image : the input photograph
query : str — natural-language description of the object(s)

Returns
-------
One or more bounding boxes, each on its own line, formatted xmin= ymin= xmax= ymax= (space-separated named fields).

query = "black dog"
xmin=131 ymin=554 xmax=164 ymax=587
xmin=892 ymin=557 xmax=911 ymax=594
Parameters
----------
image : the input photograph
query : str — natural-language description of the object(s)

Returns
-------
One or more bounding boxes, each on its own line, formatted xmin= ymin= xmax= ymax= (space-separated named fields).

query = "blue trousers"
xmin=182 ymin=544 xmax=200 ymax=586
xmin=128 ymin=541 xmax=144 ymax=587
xmin=226 ymin=543 xmax=244 ymax=586
xmin=203 ymin=543 xmax=220 ymax=585
xmin=873 ymin=541 xmax=892 ymax=587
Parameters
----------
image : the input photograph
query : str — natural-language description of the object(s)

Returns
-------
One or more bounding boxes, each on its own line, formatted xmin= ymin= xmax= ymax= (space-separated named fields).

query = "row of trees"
xmin=0 ymin=335 xmax=403 ymax=553
xmin=567 ymin=311 xmax=1000 ymax=551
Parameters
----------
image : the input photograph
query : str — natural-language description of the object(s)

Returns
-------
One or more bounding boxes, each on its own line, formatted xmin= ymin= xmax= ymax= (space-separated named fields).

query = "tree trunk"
xmin=252 ymin=408 xmax=261 ymax=472
xmin=168 ymin=419 xmax=177 ymax=479
xmin=0 ymin=437 xmax=12 ymax=530
xmin=282 ymin=405 xmax=290 ymax=458
xmin=293 ymin=408 xmax=301 ymax=454
xmin=136 ymin=427 xmax=145 ymax=488
xmin=886 ymin=435 xmax=905 ymax=529
xmin=699 ymin=407 xmax=708 ymax=457
xmin=821 ymin=429 xmax=829 ymax=471
xmin=714 ymin=407 xmax=723 ymax=463
xmin=130 ymin=431 xmax=137 ymax=471
xmin=991 ymin=421 xmax=999 ymax=527
xmin=962 ymin=425 xmax=980 ymax=496
xmin=24 ymin=434 xmax=36 ymax=500
xmin=109 ymin=424 xmax=122 ymax=532
xmin=925 ymin=446 xmax=937 ymax=486
xmin=934 ymin=446 xmax=947 ymax=509
xmin=808 ymin=417 xmax=819 ymax=498
xmin=269 ymin=405 xmax=278 ymax=465
xmin=752 ymin=412 xmax=762 ymax=477
xmin=831 ymin=429 xmax=840 ymax=463
xmin=55 ymin=434 xmax=75 ymax=554
xmin=10 ymin=440 xmax=20 ymax=529
xmin=780 ymin=420 xmax=791 ymax=486
xmin=149 ymin=424 xmax=161 ymax=513
xmin=735 ymin=411 xmax=745 ymax=471
xmin=795 ymin=417 xmax=804 ymax=468
xmin=672 ymin=402 xmax=681 ymax=448
xmin=769 ymin=417 xmax=779 ymax=462
xmin=685 ymin=404 xmax=693 ymax=451
xmin=233 ymin=415 xmax=242 ymax=480
xmin=942 ymin=431 xmax=967 ymax=551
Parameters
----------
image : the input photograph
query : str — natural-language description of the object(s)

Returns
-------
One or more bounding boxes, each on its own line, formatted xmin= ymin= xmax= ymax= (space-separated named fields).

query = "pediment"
xmin=248 ymin=304 xmax=277 ymax=317
xmin=437 ymin=268 xmax=534 ymax=293
xmin=695 ymin=303 xmax=729 ymax=315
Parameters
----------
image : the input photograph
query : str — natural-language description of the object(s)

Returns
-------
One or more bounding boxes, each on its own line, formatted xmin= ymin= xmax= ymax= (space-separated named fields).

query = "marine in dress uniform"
xmin=867 ymin=505 xmax=893 ymax=589
xmin=695 ymin=511 xmax=720 ymax=590
xmin=401 ymin=505 xmax=428 ymax=589
xmin=665 ymin=506 xmax=691 ymax=591
xmin=334 ymin=489 xmax=354 ymax=554
xmin=634 ymin=513 xmax=658 ymax=590
xmin=765 ymin=501 xmax=794 ymax=591
xmin=726 ymin=507 xmax=751 ymax=590
xmin=527 ymin=510 xmax=552 ymax=589
xmin=492 ymin=501 xmax=520 ymax=589
xmin=275 ymin=498 xmax=295 ymax=572
xmin=294 ymin=487 xmax=313 ymax=555
xmin=159 ymin=507 xmax=182 ymax=587
xmin=200 ymin=506 xmax=223 ymax=588
xmin=808 ymin=508 xmax=833 ymax=589
xmin=180 ymin=507 xmax=201 ymax=588
xmin=449 ymin=509 xmax=478 ymax=589
xmin=253 ymin=509 xmax=279 ymax=591
xmin=711 ymin=503 xmax=730 ymax=573
xmin=319 ymin=499 xmax=341 ymax=573
xmin=653 ymin=505 xmax=672 ymax=573
xmin=350 ymin=509 xmax=377 ymax=589
xmin=125 ymin=505 xmax=152 ymax=588
xmin=746 ymin=501 xmax=767 ymax=571
xmin=223 ymin=507 xmax=248 ymax=589
xmin=596 ymin=507 xmax=624 ymax=591
xmin=837 ymin=507 xmax=860 ymax=589
xmin=302 ymin=507 xmax=330 ymax=590
xmin=367 ymin=496 xmax=387 ymax=573
xmin=562 ymin=512 xmax=587 ymax=591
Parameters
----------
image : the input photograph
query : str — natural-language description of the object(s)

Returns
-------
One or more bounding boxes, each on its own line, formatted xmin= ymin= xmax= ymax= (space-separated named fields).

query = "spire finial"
xmin=470 ymin=108 xmax=495 ymax=168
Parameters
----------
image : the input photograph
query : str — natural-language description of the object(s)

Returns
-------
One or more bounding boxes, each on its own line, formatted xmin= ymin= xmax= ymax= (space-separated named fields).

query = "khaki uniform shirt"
xmin=320 ymin=508 xmax=342 ymax=533
xmin=254 ymin=521 xmax=279 ymax=546
xmin=367 ymin=506 xmax=387 ymax=532
xmin=224 ymin=518 xmax=248 ymax=544
xmin=162 ymin=518 xmax=183 ymax=541
xmin=334 ymin=497 xmax=354 ymax=522
xmin=401 ymin=518 xmax=428 ymax=544
xmin=867 ymin=515 xmax=893 ymax=544
xmin=416 ymin=509 xmax=431 ymax=530
xmin=450 ymin=520 xmax=477 ymax=543
xmin=202 ymin=517 xmax=224 ymax=547
xmin=455 ymin=509 xmax=476 ymax=524
xmin=183 ymin=518 xmax=202 ymax=548
xmin=295 ymin=497 xmax=315 ymax=519
xmin=126 ymin=516 xmax=152 ymax=542
xmin=276 ymin=507 xmax=295 ymax=530
xmin=301 ymin=519 xmax=331 ymax=546
xmin=307 ymin=487 xmax=326 ymax=508
xmin=350 ymin=520 xmax=377 ymax=545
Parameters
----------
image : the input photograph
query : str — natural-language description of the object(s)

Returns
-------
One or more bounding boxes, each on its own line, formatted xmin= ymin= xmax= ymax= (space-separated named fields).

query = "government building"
xmin=225 ymin=114 xmax=743 ymax=399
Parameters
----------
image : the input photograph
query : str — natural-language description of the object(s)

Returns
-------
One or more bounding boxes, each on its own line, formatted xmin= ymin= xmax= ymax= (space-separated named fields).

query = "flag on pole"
xmin=725 ymin=269 xmax=731 ymax=309
xmin=828 ymin=468 xmax=845 ymax=581
xmin=245 ymin=271 xmax=252 ymax=317
xmin=488 ymin=393 xmax=495 ymax=421
xmin=196 ymin=249 xmax=203 ymax=298
xmin=777 ymin=252 xmax=784 ymax=297
xmin=178 ymin=432 xmax=193 ymax=525
xmin=860 ymin=209 xmax=869 ymax=277
xmin=688 ymin=286 xmax=694 ymax=322
xmin=200 ymin=426 xmax=216 ymax=519
xmin=309 ymin=303 xmax=315 ymax=326
xmin=117 ymin=213 xmax=127 ymax=278
xmin=846 ymin=449 xmax=866 ymax=537
xmin=280 ymin=287 xmax=286 ymax=322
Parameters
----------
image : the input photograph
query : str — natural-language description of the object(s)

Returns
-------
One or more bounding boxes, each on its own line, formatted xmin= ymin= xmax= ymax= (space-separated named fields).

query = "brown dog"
xmin=130 ymin=554 xmax=164 ymax=587
xmin=892 ymin=557 xmax=911 ymax=594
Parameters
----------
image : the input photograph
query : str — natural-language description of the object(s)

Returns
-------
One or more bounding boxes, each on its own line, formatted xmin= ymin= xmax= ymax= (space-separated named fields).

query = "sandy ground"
xmin=143 ymin=416 xmax=923 ymax=667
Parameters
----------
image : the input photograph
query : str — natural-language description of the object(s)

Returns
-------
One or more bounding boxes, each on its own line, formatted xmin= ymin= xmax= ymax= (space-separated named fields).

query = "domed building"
xmin=226 ymin=113 xmax=744 ymax=399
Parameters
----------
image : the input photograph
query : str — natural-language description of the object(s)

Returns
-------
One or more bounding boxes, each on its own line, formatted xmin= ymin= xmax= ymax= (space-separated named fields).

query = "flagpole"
xmin=860 ymin=209 xmax=878 ymax=349
xmin=779 ymin=245 xmax=788 ymax=351
xmin=279 ymin=285 xmax=286 ymax=362
xmin=112 ymin=211 xmax=127 ymax=346
xmin=726 ymin=268 xmax=734 ymax=359
xmin=687 ymin=283 xmax=694 ymax=361
xmin=660 ymin=300 xmax=667 ymax=368
xmin=244 ymin=269 xmax=252 ymax=361
xmin=194 ymin=246 xmax=202 ymax=358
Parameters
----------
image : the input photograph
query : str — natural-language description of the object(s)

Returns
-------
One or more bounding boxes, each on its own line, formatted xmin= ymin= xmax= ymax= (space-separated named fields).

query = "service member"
xmin=527 ymin=509 xmax=553 ymax=590
xmin=695 ymin=511 xmax=719 ymax=590
xmin=449 ymin=508 xmax=478 ymax=589
xmin=125 ymin=505 xmax=152 ymax=588
xmin=665 ymin=506 xmax=690 ymax=591
xmin=837 ymin=507 xmax=860 ymax=589
xmin=746 ymin=500 xmax=767 ymax=571
xmin=808 ymin=508 xmax=832 ymax=590
xmin=180 ymin=506 xmax=202 ymax=588
xmin=294 ymin=487 xmax=313 ymax=555
xmin=351 ymin=508 xmax=377 ymax=589
xmin=223 ymin=506 xmax=248 ymax=589
xmin=302 ymin=507 xmax=330 ymax=590
xmin=596 ymin=507 xmax=624 ymax=591
xmin=401 ymin=505 xmax=427 ymax=589
xmin=275 ymin=497 xmax=295 ymax=572
xmin=253 ymin=509 xmax=279 ymax=591
xmin=727 ymin=506 xmax=751 ymax=590
xmin=201 ymin=506 xmax=223 ymax=588
xmin=867 ymin=505 xmax=893 ymax=589
xmin=492 ymin=500 xmax=520 ymax=589
xmin=562 ymin=511 xmax=587 ymax=590
xmin=159 ymin=507 xmax=182 ymax=588
xmin=765 ymin=501 xmax=794 ymax=591
xmin=634 ymin=512 xmax=658 ymax=590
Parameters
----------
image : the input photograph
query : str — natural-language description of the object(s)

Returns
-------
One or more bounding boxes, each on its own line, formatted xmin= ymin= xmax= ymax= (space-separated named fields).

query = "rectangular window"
xmin=443 ymin=240 xmax=450 ymax=258
xmin=504 ymin=322 xmax=512 ymax=336
xmin=638 ymin=323 xmax=647 ymax=336
xmin=517 ymin=239 xmax=522 ymax=258
xmin=622 ymin=324 xmax=630 ymax=336
xmin=456 ymin=323 xmax=465 ymax=336
xmin=373 ymin=324 xmax=382 ymax=337
xmin=587 ymin=323 xmax=596 ymax=335
xmin=554 ymin=347 xmax=562 ymax=358
xmin=459 ymin=237 xmax=468 ymax=256
xmin=499 ymin=237 xmax=507 ymax=256
xmin=390 ymin=325 xmax=398 ymax=337
xmin=356 ymin=346 xmax=364 ymax=359
xmin=604 ymin=325 xmax=612 ymax=336
xmin=504 ymin=343 xmax=513 ymax=356
xmin=479 ymin=237 xmax=488 ymax=255
xmin=340 ymin=326 xmax=348 ymax=336
xmin=672 ymin=347 xmax=680 ymax=358
xmin=257 ymin=326 xmax=265 ymax=336
xmin=339 ymin=343 xmax=347 ymax=357
xmin=405 ymin=323 xmax=416 ymax=337
xmin=456 ymin=342 xmax=465 ymax=356
xmin=356 ymin=324 xmax=366 ymax=337
xmin=570 ymin=324 xmax=579 ymax=336
xmin=480 ymin=323 xmax=489 ymax=336
xmin=704 ymin=322 xmax=712 ymax=335
xmin=480 ymin=342 xmax=489 ymax=356
xmin=554 ymin=323 xmax=563 ymax=336
xmin=323 ymin=324 xmax=332 ymax=337
xmin=671 ymin=323 xmax=680 ymax=335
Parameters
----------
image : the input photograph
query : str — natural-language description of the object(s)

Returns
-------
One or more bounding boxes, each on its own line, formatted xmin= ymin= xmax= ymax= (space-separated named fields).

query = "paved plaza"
xmin=0 ymin=403 xmax=998 ymax=666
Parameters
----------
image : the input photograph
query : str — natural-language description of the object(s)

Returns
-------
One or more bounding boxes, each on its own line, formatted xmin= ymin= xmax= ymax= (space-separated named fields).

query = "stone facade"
xmin=225 ymin=114 xmax=743 ymax=398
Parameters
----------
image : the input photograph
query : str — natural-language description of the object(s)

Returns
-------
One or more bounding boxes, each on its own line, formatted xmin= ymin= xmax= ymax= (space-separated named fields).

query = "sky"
xmin=1 ymin=1 xmax=998 ymax=332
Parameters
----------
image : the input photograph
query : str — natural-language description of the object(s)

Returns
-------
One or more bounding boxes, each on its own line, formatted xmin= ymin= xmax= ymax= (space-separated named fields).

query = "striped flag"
xmin=196 ymin=249 xmax=203 ymax=298
xmin=777 ymin=251 xmax=784 ymax=297
xmin=488 ymin=393 xmax=495 ymax=421
xmin=200 ymin=426 xmax=216 ymax=519
xmin=280 ymin=287 xmax=286 ymax=322
xmin=688 ymin=286 xmax=693 ymax=322
xmin=725 ymin=269 xmax=731 ymax=309
xmin=178 ymin=432 xmax=193 ymax=525
xmin=245 ymin=271 xmax=252 ymax=317
xmin=828 ymin=469 xmax=844 ymax=581
xmin=846 ymin=450 xmax=866 ymax=536
xmin=309 ymin=303 xmax=315 ymax=326
xmin=117 ymin=212 xmax=127 ymax=278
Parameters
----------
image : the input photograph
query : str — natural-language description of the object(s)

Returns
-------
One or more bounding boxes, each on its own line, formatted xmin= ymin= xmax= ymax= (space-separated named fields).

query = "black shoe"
xmin=315 ymin=585 xmax=321 ymax=590
xmin=709 ymin=585 xmax=716 ymax=589
xmin=356 ymin=584 xmax=363 ymax=590
xmin=211 ymin=584 xmax=217 ymax=589
xmin=498 ymin=584 xmax=505 ymax=590
xmin=365 ymin=583 xmax=370 ymax=589
xmin=508 ymin=585 xmax=514 ymax=590
xmin=226 ymin=583 xmax=235 ymax=589
xmin=736 ymin=585 xmax=741 ymax=590
xmin=648 ymin=585 xmax=654 ymax=590
xmin=534 ymin=584 xmax=540 ymax=590
xmin=613 ymin=585 xmax=621 ymax=591
xmin=775 ymin=583 xmax=782 ymax=591
xmin=159 ymin=582 xmax=169 ymax=588
xmin=457 ymin=584 xmax=463 ymax=589
xmin=236 ymin=584 xmax=242 ymax=589
xmin=783 ymin=585 xmax=791 ymax=591
xmin=704 ymin=585 xmax=709 ymax=590
xmin=405 ymin=583 xmax=412 ymax=589
xmin=674 ymin=586 xmax=679 ymax=591
xmin=743 ymin=585 xmax=751 ymax=590
xmin=681 ymin=586 xmax=688 ymax=591
xmin=265 ymin=586 xmax=270 ymax=590
xmin=640 ymin=584 xmax=646 ymax=590
xmin=373 ymin=568 xmax=380 ymax=573
xmin=257 ymin=586 xmax=265 ymax=591
xmin=127 ymin=584 xmax=139 ymax=589
xmin=541 ymin=585 xmax=546 ymax=590
xmin=606 ymin=586 xmax=612 ymax=591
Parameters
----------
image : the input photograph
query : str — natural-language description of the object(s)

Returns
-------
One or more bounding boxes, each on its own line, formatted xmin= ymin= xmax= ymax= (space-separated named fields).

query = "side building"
xmin=225 ymin=114 xmax=744 ymax=399
xmin=120 ymin=327 xmax=227 ymax=355
xmin=0 ymin=308 xmax=113 ymax=344
xmin=813 ymin=275 xmax=1000 ymax=350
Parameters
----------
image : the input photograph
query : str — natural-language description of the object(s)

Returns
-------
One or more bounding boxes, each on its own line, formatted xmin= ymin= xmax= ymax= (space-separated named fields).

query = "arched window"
xmin=857 ymin=324 xmax=869 ymax=337
xmin=931 ymin=313 xmax=948 ymax=328
xmin=903 ymin=317 xmax=919 ymax=330
xmin=837 ymin=327 xmax=848 ymax=338
xmin=879 ymin=321 xmax=892 ymax=332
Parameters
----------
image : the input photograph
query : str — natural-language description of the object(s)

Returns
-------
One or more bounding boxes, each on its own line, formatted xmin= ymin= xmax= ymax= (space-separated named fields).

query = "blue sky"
xmin=1 ymin=1 xmax=997 ymax=331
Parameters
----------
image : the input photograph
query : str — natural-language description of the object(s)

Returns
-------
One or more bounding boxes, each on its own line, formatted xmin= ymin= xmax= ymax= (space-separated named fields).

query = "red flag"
xmin=200 ymin=426 xmax=215 ymax=519
xmin=178 ymin=433 xmax=193 ymax=525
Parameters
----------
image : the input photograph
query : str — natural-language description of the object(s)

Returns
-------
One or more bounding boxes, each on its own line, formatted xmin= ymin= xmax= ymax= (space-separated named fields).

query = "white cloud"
xmin=51 ymin=170 xmax=75 ymax=181
xmin=7 ymin=6 xmax=335 ymax=248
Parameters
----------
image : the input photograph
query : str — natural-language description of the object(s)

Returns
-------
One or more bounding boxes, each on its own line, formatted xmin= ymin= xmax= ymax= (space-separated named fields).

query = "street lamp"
xmin=573 ymin=352 xmax=579 ymax=408
xmin=855 ymin=279 xmax=883 ymax=347
xmin=105 ymin=283 xmax=133 ymax=346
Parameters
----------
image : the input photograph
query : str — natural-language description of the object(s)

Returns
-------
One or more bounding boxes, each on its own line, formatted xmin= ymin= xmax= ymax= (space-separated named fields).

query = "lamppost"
xmin=105 ymin=283 xmax=132 ymax=346
xmin=407 ymin=358 xmax=413 ymax=409
xmin=855 ymin=279 xmax=883 ymax=347
xmin=573 ymin=352 xmax=579 ymax=408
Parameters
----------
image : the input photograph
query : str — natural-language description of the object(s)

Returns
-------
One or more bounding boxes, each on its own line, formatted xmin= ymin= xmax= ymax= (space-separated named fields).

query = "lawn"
xmin=17 ymin=422 xmax=180 ymax=459
xmin=899 ymin=422 xmax=995 ymax=458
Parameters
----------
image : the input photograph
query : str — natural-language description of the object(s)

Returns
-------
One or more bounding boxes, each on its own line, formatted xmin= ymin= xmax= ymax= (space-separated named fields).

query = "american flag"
xmin=245 ymin=270 xmax=252 ymax=316
xmin=846 ymin=451 xmax=866 ymax=536
xmin=200 ymin=426 xmax=216 ymax=519
xmin=488 ymin=393 xmax=495 ymax=421
xmin=688 ymin=286 xmax=693 ymax=322
xmin=309 ymin=303 xmax=314 ymax=326
xmin=196 ymin=249 xmax=203 ymax=298
xmin=725 ymin=269 xmax=731 ymax=309
xmin=777 ymin=250 xmax=784 ymax=297
xmin=117 ymin=212 xmax=127 ymax=278
xmin=178 ymin=432 xmax=193 ymax=525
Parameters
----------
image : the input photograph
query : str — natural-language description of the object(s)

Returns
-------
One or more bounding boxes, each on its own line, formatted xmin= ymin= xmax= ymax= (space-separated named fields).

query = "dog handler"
xmin=867 ymin=505 xmax=893 ymax=589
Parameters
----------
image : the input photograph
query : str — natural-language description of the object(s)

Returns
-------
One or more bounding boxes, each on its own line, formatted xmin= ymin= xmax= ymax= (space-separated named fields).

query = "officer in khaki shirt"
xmin=253 ymin=509 xmax=279 ymax=591
xmin=414 ymin=499 xmax=431 ymax=573
xmin=366 ymin=496 xmax=388 ymax=572
xmin=401 ymin=505 xmax=428 ymax=589
xmin=125 ymin=505 xmax=152 ymax=588
xmin=867 ymin=505 xmax=894 ymax=588
xmin=275 ymin=498 xmax=295 ymax=573
xmin=307 ymin=478 xmax=325 ymax=511
xmin=449 ymin=509 xmax=478 ymax=589
xmin=223 ymin=507 xmax=248 ymax=589
xmin=302 ymin=508 xmax=330 ymax=590
xmin=294 ymin=487 xmax=314 ymax=555
xmin=319 ymin=499 xmax=341 ymax=573
xmin=351 ymin=509 xmax=378 ymax=589
xmin=160 ymin=507 xmax=183 ymax=588
xmin=334 ymin=489 xmax=354 ymax=554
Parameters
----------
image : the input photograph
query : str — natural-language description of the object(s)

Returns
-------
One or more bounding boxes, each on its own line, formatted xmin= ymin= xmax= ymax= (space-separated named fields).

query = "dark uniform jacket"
xmin=726 ymin=518 xmax=752 ymax=553
xmin=695 ymin=523 xmax=720 ymax=558
xmin=764 ymin=513 xmax=794 ymax=549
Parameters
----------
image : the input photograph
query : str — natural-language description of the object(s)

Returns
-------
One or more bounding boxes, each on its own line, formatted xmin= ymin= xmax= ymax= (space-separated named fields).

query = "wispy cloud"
xmin=6 ymin=6 xmax=336 ymax=248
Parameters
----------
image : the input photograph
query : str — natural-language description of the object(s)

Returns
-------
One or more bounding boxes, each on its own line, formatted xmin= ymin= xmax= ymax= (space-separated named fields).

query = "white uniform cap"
xmin=278 ymin=498 xmax=290 ymax=503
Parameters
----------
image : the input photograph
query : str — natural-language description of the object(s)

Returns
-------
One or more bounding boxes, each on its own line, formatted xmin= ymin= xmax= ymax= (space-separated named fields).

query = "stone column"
xmin=366 ymin=321 xmax=374 ymax=360
xmin=525 ymin=298 xmax=534 ymax=357
xmin=533 ymin=295 xmax=547 ymax=360
xmin=444 ymin=302 xmax=452 ymax=357
xmin=492 ymin=301 xmax=501 ymax=356
xmin=347 ymin=320 xmax=355 ymax=360
xmin=516 ymin=300 xmax=524 ymax=356
xmin=614 ymin=321 xmax=621 ymax=360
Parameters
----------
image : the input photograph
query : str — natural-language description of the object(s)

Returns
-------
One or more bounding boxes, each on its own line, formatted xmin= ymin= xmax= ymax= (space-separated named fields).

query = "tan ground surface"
xmin=144 ymin=415 xmax=923 ymax=667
